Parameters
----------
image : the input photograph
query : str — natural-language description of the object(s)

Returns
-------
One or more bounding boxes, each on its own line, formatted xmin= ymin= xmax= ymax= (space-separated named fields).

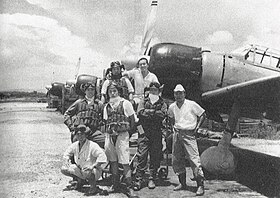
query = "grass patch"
xmin=242 ymin=124 xmax=280 ymax=140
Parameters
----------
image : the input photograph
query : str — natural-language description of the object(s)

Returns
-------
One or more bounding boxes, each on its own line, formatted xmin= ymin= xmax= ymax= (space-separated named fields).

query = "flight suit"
xmin=103 ymin=98 xmax=136 ymax=197
xmin=101 ymin=77 xmax=134 ymax=102
xmin=135 ymin=96 xmax=167 ymax=186
xmin=64 ymin=98 xmax=105 ymax=148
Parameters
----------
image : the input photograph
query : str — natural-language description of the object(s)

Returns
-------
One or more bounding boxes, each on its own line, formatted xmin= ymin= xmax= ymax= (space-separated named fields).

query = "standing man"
xmin=61 ymin=124 xmax=108 ymax=195
xmin=101 ymin=61 xmax=134 ymax=104
xmin=134 ymin=82 xmax=167 ymax=190
xmin=125 ymin=56 xmax=159 ymax=106
xmin=167 ymin=84 xmax=206 ymax=196
xmin=103 ymin=82 xmax=138 ymax=198
xmin=64 ymin=81 xmax=105 ymax=148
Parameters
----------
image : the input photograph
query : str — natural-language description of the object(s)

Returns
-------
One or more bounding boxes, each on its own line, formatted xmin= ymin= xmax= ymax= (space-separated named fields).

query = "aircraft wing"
xmin=202 ymin=75 xmax=280 ymax=102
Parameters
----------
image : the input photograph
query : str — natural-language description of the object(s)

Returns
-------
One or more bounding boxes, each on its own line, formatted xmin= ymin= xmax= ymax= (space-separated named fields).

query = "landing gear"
xmin=201 ymin=100 xmax=240 ymax=175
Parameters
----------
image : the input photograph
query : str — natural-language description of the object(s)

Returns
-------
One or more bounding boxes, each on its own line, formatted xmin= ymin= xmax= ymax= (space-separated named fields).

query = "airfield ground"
xmin=0 ymin=102 xmax=279 ymax=198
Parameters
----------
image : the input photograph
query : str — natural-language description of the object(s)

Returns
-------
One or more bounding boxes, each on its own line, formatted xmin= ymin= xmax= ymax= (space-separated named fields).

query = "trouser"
xmin=61 ymin=164 xmax=101 ymax=181
xmin=135 ymin=130 xmax=163 ymax=180
xmin=104 ymin=132 xmax=130 ymax=164
xmin=172 ymin=128 xmax=204 ymax=179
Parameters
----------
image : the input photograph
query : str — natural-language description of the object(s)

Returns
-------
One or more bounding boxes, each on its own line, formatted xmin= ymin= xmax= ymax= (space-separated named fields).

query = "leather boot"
xmin=196 ymin=179 xmax=205 ymax=196
xmin=173 ymin=173 xmax=187 ymax=191
xmin=148 ymin=179 xmax=156 ymax=189
xmin=148 ymin=171 xmax=156 ymax=189
xmin=127 ymin=188 xmax=139 ymax=198
xmin=73 ymin=177 xmax=84 ymax=192
xmin=133 ymin=171 xmax=144 ymax=191
xmin=125 ymin=177 xmax=139 ymax=198
xmin=133 ymin=179 xmax=143 ymax=191
xmin=108 ymin=174 xmax=121 ymax=193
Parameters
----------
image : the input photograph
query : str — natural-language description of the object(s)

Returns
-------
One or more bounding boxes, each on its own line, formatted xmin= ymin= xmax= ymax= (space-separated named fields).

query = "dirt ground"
xmin=0 ymin=102 xmax=271 ymax=198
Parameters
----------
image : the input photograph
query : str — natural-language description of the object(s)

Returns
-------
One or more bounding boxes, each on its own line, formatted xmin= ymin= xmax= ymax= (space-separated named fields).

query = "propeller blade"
xmin=74 ymin=57 xmax=81 ymax=80
xmin=141 ymin=0 xmax=158 ymax=55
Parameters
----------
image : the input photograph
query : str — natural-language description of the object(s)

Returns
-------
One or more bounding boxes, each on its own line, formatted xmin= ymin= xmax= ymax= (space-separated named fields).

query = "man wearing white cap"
xmin=167 ymin=84 xmax=206 ymax=196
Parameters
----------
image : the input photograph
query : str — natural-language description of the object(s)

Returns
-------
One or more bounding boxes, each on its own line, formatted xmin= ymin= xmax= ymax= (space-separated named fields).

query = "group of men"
xmin=60 ymin=56 xmax=206 ymax=197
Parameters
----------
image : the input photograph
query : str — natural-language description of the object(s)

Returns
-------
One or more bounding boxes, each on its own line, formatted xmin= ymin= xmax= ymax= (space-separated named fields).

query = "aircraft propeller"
xmin=121 ymin=0 xmax=158 ymax=70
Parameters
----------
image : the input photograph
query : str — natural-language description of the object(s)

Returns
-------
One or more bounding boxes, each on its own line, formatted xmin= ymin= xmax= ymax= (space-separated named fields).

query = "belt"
xmin=173 ymin=128 xmax=195 ymax=140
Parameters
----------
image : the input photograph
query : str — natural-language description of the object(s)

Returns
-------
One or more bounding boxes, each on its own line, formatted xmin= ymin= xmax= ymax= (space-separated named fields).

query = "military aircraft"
xmin=121 ymin=0 xmax=280 ymax=175
xmin=46 ymin=58 xmax=82 ymax=113
xmin=121 ymin=0 xmax=280 ymax=134
xmin=46 ymin=82 xmax=64 ymax=110
xmin=46 ymin=0 xmax=153 ymax=111
xmin=147 ymin=43 xmax=280 ymax=129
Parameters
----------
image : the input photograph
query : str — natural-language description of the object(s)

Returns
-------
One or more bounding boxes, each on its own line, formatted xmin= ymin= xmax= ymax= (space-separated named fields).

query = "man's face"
xmin=108 ymin=87 xmax=119 ymax=98
xmin=111 ymin=66 xmax=121 ymax=76
xmin=85 ymin=87 xmax=95 ymax=98
xmin=174 ymin=91 xmax=185 ymax=102
xmin=139 ymin=59 xmax=148 ymax=72
xmin=149 ymin=87 xmax=160 ymax=95
xmin=76 ymin=132 xmax=86 ymax=143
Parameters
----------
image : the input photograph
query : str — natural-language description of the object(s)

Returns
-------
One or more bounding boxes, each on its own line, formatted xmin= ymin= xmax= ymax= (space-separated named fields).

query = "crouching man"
xmin=61 ymin=124 xmax=108 ymax=196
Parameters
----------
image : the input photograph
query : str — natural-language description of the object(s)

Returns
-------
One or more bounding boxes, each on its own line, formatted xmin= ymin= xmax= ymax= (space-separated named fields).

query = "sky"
xmin=0 ymin=0 xmax=280 ymax=92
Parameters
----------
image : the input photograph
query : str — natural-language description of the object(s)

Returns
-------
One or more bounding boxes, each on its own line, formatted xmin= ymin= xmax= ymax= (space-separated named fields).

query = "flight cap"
xmin=110 ymin=61 xmax=122 ymax=68
xmin=74 ymin=124 xmax=87 ymax=135
xmin=174 ymin=84 xmax=185 ymax=92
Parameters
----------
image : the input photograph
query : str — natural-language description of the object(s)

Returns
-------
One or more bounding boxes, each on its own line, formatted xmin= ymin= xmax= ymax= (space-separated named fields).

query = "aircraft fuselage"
xmin=149 ymin=43 xmax=280 ymax=120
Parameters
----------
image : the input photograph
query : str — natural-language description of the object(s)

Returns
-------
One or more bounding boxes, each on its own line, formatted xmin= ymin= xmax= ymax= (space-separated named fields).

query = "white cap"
xmin=174 ymin=84 xmax=185 ymax=92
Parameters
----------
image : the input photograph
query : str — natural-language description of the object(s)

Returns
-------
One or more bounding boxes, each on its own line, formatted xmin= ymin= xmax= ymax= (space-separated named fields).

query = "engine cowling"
xmin=149 ymin=43 xmax=203 ymax=101
xmin=49 ymin=82 xmax=64 ymax=97
xmin=75 ymin=74 xmax=100 ymax=96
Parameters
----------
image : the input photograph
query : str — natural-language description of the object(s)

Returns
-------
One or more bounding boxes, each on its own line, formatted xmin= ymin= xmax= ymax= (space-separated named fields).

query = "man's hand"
xmin=146 ymin=109 xmax=155 ymax=115
xmin=82 ymin=165 xmax=94 ymax=172
xmin=94 ymin=162 xmax=103 ymax=171
xmin=69 ymin=125 xmax=75 ymax=132
xmin=96 ymin=99 xmax=104 ymax=106
xmin=129 ymin=99 xmax=135 ymax=105
xmin=64 ymin=159 xmax=72 ymax=169
xmin=82 ymin=162 xmax=103 ymax=172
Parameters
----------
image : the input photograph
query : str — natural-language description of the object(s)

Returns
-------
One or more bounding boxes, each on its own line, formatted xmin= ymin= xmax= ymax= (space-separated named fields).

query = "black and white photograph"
xmin=0 ymin=0 xmax=279 ymax=197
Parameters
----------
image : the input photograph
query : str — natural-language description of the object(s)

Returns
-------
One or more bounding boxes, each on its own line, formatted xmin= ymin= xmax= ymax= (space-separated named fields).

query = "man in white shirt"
xmin=126 ymin=56 xmax=159 ymax=105
xmin=61 ymin=124 xmax=108 ymax=195
xmin=167 ymin=84 xmax=206 ymax=196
